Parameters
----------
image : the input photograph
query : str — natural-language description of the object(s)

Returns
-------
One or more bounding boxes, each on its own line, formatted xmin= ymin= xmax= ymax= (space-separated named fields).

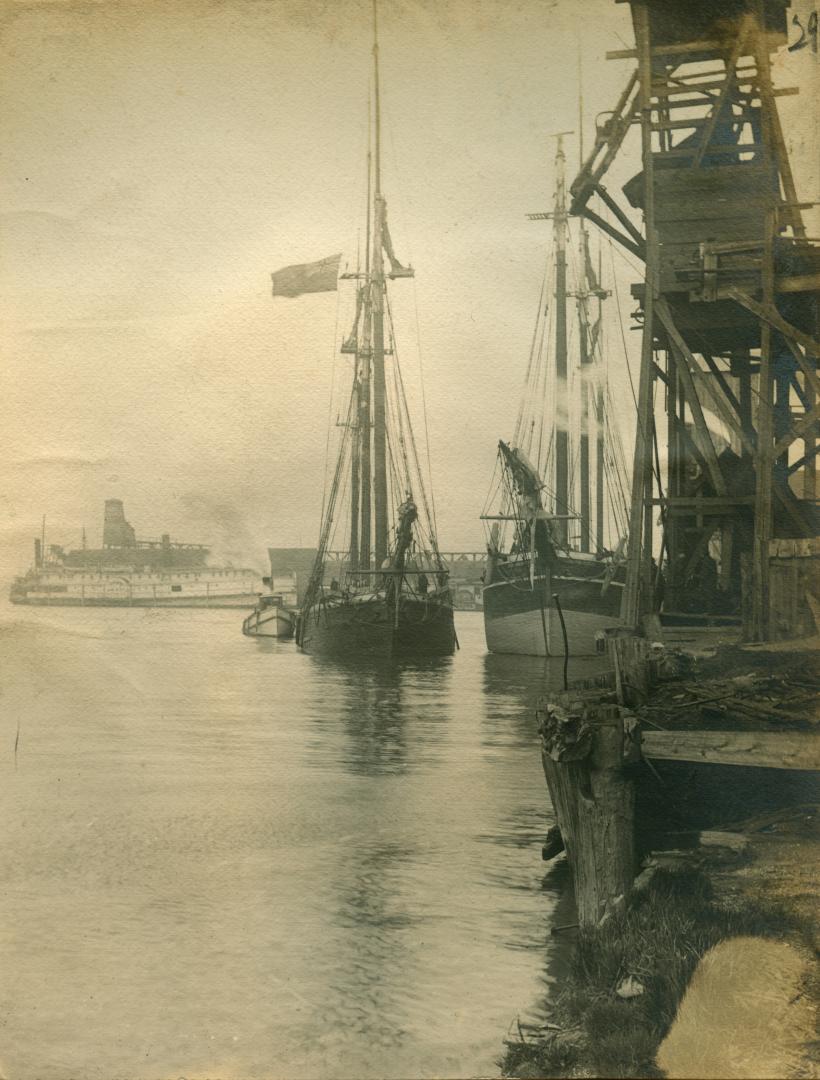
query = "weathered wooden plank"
xmin=657 ymin=220 xmax=765 ymax=243
xmin=653 ymin=162 xmax=776 ymax=194
xmin=777 ymin=272 xmax=820 ymax=294
xmin=654 ymin=146 xmax=763 ymax=161
xmin=642 ymin=730 xmax=820 ymax=770
xmin=651 ymin=73 xmax=758 ymax=97
xmin=650 ymin=83 xmax=796 ymax=100
xmin=655 ymin=201 xmax=771 ymax=224
xmin=651 ymin=116 xmax=709 ymax=132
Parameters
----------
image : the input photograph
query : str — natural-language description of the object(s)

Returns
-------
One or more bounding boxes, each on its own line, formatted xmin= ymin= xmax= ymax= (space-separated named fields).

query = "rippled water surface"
xmin=0 ymin=605 xmax=603 ymax=1079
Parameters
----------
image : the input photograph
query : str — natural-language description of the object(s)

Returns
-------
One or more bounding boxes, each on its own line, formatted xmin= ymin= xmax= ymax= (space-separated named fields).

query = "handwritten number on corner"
xmin=789 ymin=10 xmax=818 ymax=52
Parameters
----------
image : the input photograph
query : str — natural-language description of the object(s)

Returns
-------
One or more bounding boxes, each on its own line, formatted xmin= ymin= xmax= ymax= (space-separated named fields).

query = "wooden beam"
xmin=654 ymin=62 xmax=756 ymax=82
xmin=652 ymin=39 xmax=741 ymax=57
xmin=788 ymin=441 xmax=820 ymax=477
xmin=622 ymin=0 xmax=655 ymax=626
xmin=773 ymin=401 xmax=820 ymax=458
xmin=667 ymin=410 xmax=716 ymax=487
xmin=728 ymin=289 xmax=820 ymax=395
xmin=593 ymin=183 xmax=645 ymax=249
xmin=571 ymin=72 xmax=639 ymax=212
xmin=701 ymin=351 xmax=742 ymax=417
xmin=693 ymin=362 xmax=756 ymax=456
xmin=580 ymin=208 xmax=644 ymax=261
xmin=652 ymin=117 xmax=710 ymax=132
xmin=693 ymin=17 xmax=751 ymax=169
xmin=656 ymin=300 xmax=728 ymax=496
xmin=641 ymin=729 xmax=820 ymax=771
xmin=766 ymin=77 xmax=808 ymax=238
xmin=652 ymin=76 xmax=757 ymax=98
xmin=775 ymin=272 xmax=820 ymax=294
xmin=804 ymin=357 xmax=817 ymax=499
xmin=656 ymin=145 xmax=762 ymax=161
xmin=651 ymin=496 xmax=755 ymax=509
xmin=743 ymin=12 xmax=778 ymax=644
xmin=783 ymin=336 xmax=820 ymax=404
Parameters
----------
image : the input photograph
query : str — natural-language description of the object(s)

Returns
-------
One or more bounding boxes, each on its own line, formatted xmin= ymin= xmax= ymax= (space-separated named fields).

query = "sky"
xmin=1 ymin=0 xmax=818 ymax=575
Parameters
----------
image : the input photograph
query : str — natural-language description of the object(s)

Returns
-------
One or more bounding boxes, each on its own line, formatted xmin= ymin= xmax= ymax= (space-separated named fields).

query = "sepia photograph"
xmin=1 ymin=0 xmax=818 ymax=1077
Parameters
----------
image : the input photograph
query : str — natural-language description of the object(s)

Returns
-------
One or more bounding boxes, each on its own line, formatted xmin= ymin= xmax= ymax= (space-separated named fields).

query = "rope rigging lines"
xmin=483 ymin=197 xmax=633 ymax=559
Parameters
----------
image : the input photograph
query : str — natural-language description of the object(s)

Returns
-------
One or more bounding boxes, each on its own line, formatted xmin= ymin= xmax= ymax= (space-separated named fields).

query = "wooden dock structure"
xmin=540 ymin=0 xmax=820 ymax=928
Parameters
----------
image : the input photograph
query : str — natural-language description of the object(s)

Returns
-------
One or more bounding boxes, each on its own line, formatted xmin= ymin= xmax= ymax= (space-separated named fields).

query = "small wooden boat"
xmin=242 ymin=594 xmax=296 ymax=639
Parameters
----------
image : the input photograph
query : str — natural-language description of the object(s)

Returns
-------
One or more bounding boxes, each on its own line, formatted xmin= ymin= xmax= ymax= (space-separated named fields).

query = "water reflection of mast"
xmin=313 ymin=666 xmax=415 ymax=1049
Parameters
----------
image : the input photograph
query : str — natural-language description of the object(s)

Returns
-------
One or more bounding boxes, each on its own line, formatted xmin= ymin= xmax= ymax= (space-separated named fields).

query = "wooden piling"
xmin=538 ymin=697 xmax=636 ymax=928
xmin=606 ymin=627 xmax=658 ymax=706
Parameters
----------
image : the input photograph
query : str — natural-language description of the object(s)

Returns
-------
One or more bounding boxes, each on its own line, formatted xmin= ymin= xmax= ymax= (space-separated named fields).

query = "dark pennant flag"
xmin=271 ymin=253 xmax=342 ymax=298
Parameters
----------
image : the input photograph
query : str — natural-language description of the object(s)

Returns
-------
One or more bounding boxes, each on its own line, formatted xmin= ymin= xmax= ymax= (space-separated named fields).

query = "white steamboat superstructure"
xmin=10 ymin=500 xmax=262 ymax=608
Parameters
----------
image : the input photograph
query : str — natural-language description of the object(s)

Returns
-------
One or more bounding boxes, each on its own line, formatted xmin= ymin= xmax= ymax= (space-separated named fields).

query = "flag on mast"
xmin=271 ymin=253 xmax=342 ymax=297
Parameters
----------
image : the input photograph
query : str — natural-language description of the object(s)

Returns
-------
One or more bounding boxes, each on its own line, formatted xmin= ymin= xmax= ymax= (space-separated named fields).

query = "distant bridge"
xmin=325 ymin=550 xmax=487 ymax=563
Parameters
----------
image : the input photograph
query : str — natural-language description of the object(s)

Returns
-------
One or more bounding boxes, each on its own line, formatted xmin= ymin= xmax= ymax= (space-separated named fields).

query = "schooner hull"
xmin=482 ymin=565 xmax=623 ymax=657
xmin=298 ymin=593 xmax=456 ymax=658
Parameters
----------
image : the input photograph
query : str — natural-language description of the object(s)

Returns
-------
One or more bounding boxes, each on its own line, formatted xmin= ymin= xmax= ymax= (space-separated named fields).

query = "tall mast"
xmin=351 ymin=100 xmax=374 ymax=573
xmin=577 ymin=56 xmax=593 ymax=553
xmin=578 ymin=217 xmax=592 ymax=553
xmin=370 ymin=0 xmax=389 ymax=568
xmin=358 ymin=101 xmax=374 ymax=570
xmin=349 ymin=373 xmax=361 ymax=571
xmin=553 ymin=135 xmax=569 ymax=547
xmin=595 ymin=240 xmax=605 ymax=554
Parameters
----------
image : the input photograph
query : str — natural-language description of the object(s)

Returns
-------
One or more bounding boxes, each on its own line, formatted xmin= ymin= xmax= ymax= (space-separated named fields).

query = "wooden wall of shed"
xmin=743 ymin=542 xmax=820 ymax=640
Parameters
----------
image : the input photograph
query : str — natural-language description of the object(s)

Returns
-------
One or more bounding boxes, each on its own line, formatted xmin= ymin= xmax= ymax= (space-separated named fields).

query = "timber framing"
xmin=573 ymin=0 xmax=820 ymax=641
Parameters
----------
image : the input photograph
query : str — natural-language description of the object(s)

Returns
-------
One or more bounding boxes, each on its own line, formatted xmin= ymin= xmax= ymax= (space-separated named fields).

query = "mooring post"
xmin=538 ymin=697 xmax=636 ymax=928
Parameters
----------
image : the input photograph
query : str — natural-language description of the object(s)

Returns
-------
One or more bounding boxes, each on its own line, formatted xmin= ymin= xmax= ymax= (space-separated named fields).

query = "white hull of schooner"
xmin=483 ymin=601 xmax=621 ymax=657
xmin=482 ymin=563 xmax=624 ymax=657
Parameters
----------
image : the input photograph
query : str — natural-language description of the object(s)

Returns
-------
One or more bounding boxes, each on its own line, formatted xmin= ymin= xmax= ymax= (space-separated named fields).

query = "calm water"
xmin=0 ymin=605 xmax=604 ymax=1080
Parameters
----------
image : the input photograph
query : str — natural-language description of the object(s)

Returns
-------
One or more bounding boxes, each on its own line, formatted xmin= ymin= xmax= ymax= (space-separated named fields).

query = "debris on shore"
xmin=503 ymin=637 xmax=820 ymax=1078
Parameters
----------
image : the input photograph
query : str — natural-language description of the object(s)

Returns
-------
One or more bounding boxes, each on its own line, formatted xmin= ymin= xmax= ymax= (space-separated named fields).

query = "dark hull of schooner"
xmin=482 ymin=554 xmax=624 ymax=657
xmin=298 ymin=591 xmax=456 ymax=658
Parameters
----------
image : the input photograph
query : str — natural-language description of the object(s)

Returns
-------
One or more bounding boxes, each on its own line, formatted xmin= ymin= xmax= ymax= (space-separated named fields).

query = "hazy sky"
xmin=2 ymin=0 xmax=818 ymax=572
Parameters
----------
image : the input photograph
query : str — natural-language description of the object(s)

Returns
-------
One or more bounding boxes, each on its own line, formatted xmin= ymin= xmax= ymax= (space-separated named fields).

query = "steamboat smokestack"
xmin=103 ymin=499 xmax=137 ymax=549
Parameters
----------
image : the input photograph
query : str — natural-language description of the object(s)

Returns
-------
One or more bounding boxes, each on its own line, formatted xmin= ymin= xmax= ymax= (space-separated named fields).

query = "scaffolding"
xmin=572 ymin=0 xmax=820 ymax=640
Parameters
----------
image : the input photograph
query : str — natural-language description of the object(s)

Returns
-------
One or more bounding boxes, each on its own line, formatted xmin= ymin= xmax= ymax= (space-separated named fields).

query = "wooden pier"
xmin=539 ymin=628 xmax=820 ymax=927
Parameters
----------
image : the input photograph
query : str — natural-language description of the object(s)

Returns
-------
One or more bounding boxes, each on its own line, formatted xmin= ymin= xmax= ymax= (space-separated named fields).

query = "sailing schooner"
xmin=294 ymin=3 xmax=455 ymax=660
xmin=481 ymin=135 xmax=631 ymax=657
